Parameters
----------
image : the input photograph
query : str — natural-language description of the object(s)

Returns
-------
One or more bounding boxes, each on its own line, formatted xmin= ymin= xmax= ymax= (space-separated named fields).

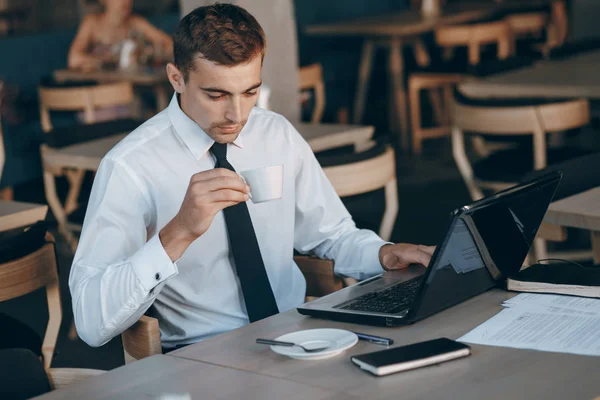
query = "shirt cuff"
xmin=130 ymin=234 xmax=178 ymax=293
xmin=361 ymin=240 xmax=391 ymax=277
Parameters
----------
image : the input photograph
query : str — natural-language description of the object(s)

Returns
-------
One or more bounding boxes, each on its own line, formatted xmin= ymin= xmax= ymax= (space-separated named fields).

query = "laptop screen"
xmin=408 ymin=172 xmax=561 ymax=322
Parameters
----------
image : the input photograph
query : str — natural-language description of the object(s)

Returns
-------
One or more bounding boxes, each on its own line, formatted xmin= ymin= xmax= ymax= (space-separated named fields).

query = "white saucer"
xmin=270 ymin=329 xmax=358 ymax=360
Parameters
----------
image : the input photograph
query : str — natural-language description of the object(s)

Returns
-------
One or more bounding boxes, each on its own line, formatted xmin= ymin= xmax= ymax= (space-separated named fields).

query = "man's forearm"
xmin=159 ymin=219 xmax=196 ymax=261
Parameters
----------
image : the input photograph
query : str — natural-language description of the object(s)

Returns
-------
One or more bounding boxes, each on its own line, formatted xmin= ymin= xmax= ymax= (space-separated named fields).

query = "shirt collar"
xmin=167 ymin=94 xmax=244 ymax=161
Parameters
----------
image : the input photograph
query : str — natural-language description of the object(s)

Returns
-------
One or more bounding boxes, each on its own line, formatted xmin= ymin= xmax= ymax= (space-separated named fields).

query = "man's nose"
xmin=225 ymin=97 xmax=242 ymax=123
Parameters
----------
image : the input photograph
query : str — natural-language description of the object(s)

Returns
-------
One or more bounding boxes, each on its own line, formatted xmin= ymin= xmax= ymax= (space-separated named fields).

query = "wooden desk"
xmin=545 ymin=187 xmax=600 ymax=263
xmin=459 ymin=50 xmax=600 ymax=99
xmin=305 ymin=0 xmax=550 ymax=151
xmin=0 ymin=200 xmax=47 ymax=232
xmin=170 ymin=289 xmax=600 ymax=399
xmin=35 ymin=354 xmax=355 ymax=400
xmin=53 ymin=68 xmax=170 ymax=111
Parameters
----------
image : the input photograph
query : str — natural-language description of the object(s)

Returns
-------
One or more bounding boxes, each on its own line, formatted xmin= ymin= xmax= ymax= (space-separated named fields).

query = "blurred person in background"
xmin=68 ymin=0 xmax=173 ymax=70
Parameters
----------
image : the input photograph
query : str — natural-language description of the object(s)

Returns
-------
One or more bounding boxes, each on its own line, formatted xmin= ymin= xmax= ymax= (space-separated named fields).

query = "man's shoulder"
xmin=248 ymin=107 xmax=301 ymax=141
xmin=250 ymin=107 xmax=291 ymax=126
xmin=104 ymin=111 xmax=172 ymax=164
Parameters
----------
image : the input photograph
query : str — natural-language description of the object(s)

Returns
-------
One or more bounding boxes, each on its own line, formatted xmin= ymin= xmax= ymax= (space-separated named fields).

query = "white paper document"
xmin=503 ymin=293 xmax=600 ymax=314
xmin=458 ymin=305 xmax=600 ymax=356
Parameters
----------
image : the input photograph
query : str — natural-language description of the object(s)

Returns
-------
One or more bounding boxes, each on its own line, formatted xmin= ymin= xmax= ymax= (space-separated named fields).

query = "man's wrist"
xmin=159 ymin=220 xmax=195 ymax=262
xmin=378 ymin=243 xmax=394 ymax=271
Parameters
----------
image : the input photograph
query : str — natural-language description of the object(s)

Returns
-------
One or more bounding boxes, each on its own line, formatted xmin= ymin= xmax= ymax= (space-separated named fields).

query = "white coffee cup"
xmin=239 ymin=164 xmax=283 ymax=204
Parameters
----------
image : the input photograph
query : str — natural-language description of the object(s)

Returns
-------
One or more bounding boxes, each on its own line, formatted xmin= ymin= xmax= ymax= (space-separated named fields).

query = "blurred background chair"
xmin=451 ymin=94 xmax=590 ymax=201
xmin=521 ymin=152 xmax=600 ymax=262
xmin=0 ymin=348 xmax=105 ymax=399
xmin=38 ymin=79 xmax=139 ymax=250
xmin=0 ymin=80 xmax=10 ymax=200
xmin=408 ymin=17 xmax=514 ymax=155
xmin=299 ymin=63 xmax=325 ymax=124
xmin=0 ymin=229 xmax=61 ymax=369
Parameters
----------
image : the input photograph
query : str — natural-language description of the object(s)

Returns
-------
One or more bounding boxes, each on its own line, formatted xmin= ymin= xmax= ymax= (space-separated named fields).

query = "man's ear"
xmin=166 ymin=63 xmax=185 ymax=94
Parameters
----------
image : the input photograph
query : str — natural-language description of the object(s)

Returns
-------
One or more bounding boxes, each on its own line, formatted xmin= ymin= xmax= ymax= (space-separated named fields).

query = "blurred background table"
xmin=305 ymin=0 xmax=552 ymax=152
xmin=545 ymin=186 xmax=600 ymax=263
xmin=459 ymin=49 xmax=600 ymax=99
xmin=54 ymin=66 xmax=170 ymax=111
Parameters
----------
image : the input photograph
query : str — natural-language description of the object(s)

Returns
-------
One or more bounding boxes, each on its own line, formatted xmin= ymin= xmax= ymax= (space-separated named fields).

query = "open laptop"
xmin=298 ymin=171 xmax=562 ymax=326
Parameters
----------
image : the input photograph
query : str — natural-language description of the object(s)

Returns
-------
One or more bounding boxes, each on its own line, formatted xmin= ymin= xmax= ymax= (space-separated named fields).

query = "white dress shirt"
xmin=69 ymin=95 xmax=386 ymax=349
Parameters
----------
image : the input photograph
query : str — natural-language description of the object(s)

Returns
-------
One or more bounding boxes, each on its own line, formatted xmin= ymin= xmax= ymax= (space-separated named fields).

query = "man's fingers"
xmin=195 ymin=176 xmax=249 ymax=194
xmin=191 ymin=168 xmax=241 ymax=183
xmin=416 ymin=248 xmax=432 ymax=267
xmin=212 ymin=201 xmax=241 ymax=213
xmin=418 ymin=245 xmax=435 ymax=256
xmin=199 ymin=189 xmax=249 ymax=204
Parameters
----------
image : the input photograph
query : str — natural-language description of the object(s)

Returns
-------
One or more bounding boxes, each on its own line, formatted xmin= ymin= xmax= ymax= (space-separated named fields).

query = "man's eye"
xmin=245 ymin=91 xmax=257 ymax=97
xmin=207 ymin=94 xmax=225 ymax=100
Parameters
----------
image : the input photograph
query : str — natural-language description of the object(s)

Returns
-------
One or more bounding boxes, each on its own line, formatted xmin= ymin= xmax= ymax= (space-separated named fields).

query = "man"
xmin=178 ymin=0 xmax=300 ymax=122
xmin=69 ymin=4 xmax=434 ymax=351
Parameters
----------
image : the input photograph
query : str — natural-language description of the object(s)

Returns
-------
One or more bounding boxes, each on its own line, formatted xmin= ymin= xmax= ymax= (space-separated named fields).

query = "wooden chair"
xmin=319 ymin=142 xmax=398 ymax=242
xmin=505 ymin=12 xmax=548 ymax=41
xmin=299 ymin=63 xmax=325 ymax=124
xmin=0 ymin=233 xmax=61 ymax=369
xmin=0 ymin=348 xmax=105 ymax=397
xmin=451 ymin=94 xmax=590 ymax=260
xmin=408 ymin=18 xmax=513 ymax=154
xmin=38 ymin=81 xmax=135 ymax=251
xmin=0 ymin=80 xmax=12 ymax=200
xmin=121 ymin=255 xmax=357 ymax=363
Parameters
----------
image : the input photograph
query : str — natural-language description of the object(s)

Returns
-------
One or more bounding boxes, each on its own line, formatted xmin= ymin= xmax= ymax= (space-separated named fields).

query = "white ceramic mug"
xmin=239 ymin=164 xmax=283 ymax=203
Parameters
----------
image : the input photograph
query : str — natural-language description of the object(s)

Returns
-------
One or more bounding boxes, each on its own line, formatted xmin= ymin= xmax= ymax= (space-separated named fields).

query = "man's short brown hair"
xmin=173 ymin=3 xmax=266 ymax=81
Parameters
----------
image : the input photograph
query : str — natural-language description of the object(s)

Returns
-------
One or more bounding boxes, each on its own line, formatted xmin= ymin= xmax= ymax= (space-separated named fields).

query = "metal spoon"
xmin=256 ymin=338 xmax=330 ymax=353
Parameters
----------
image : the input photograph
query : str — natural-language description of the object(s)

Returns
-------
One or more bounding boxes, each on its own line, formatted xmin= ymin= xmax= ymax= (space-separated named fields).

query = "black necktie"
xmin=210 ymin=142 xmax=279 ymax=322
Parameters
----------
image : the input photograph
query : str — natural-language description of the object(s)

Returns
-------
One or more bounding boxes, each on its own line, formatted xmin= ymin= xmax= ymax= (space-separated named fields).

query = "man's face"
xmin=170 ymin=55 xmax=262 ymax=144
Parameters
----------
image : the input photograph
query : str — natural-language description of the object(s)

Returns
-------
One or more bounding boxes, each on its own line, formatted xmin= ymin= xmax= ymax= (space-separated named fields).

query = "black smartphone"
xmin=351 ymin=338 xmax=471 ymax=376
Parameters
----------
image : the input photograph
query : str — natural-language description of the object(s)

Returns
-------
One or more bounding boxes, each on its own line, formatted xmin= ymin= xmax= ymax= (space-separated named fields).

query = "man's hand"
xmin=379 ymin=243 xmax=435 ymax=271
xmin=160 ymin=168 xmax=250 ymax=261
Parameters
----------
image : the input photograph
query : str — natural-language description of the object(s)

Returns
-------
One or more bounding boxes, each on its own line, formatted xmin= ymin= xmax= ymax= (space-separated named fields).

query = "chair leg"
xmin=408 ymin=79 xmax=424 ymax=155
xmin=353 ymin=39 xmax=375 ymax=125
xmin=532 ymin=237 xmax=548 ymax=261
xmin=428 ymin=88 xmax=445 ymax=125
xmin=452 ymin=126 xmax=485 ymax=200
xmin=0 ymin=186 xmax=13 ymax=200
xmin=64 ymin=169 xmax=85 ymax=215
xmin=379 ymin=178 xmax=399 ymax=242
xmin=592 ymin=231 xmax=600 ymax=265
xmin=44 ymin=170 xmax=78 ymax=252
xmin=43 ymin=281 xmax=62 ymax=369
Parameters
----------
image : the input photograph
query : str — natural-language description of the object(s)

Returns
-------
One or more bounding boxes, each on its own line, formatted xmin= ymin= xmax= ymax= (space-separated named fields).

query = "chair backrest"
xmin=504 ymin=11 xmax=548 ymax=38
xmin=0 ymin=233 xmax=61 ymax=369
xmin=435 ymin=19 xmax=512 ymax=65
xmin=298 ymin=63 xmax=325 ymax=123
xmin=121 ymin=315 xmax=161 ymax=364
xmin=0 ymin=80 xmax=5 ymax=181
xmin=453 ymin=95 xmax=589 ymax=170
xmin=38 ymin=81 xmax=134 ymax=132
xmin=319 ymin=142 xmax=398 ymax=241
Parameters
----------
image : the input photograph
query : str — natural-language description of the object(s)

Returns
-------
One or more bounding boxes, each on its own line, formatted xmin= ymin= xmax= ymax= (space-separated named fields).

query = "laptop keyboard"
xmin=336 ymin=276 xmax=423 ymax=314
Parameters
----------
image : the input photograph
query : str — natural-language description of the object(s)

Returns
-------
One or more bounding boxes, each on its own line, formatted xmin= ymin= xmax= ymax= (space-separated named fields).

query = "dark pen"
xmin=352 ymin=331 xmax=394 ymax=346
